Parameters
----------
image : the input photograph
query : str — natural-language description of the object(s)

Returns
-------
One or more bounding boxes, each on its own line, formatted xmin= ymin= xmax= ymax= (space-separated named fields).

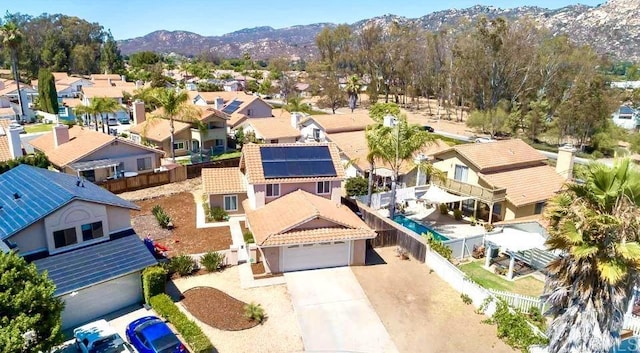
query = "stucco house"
xmin=238 ymin=115 xmax=301 ymax=144
xmin=0 ymin=165 xmax=156 ymax=329
xmin=202 ymin=143 xmax=376 ymax=272
xmin=0 ymin=79 xmax=38 ymax=121
xmin=431 ymin=139 xmax=571 ymax=223
xmin=298 ymin=112 xmax=374 ymax=142
xmin=0 ymin=120 xmax=24 ymax=162
xmin=612 ymin=105 xmax=639 ymax=130
xmin=30 ymin=124 xmax=164 ymax=182
xmin=188 ymin=91 xmax=273 ymax=129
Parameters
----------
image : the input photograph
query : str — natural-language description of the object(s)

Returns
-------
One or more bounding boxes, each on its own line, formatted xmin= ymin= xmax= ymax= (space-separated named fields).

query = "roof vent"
xmin=13 ymin=192 xmax=20 ymax=200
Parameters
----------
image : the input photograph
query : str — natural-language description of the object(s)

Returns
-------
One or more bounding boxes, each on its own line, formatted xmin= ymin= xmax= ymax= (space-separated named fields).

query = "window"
xmin=208 ymin=121 xmax=222 ymax=129
xmin=454 ymin=165 xmax=469 ymax=182
xmin=317 ymin=181 xmax=331 ymax=194
xmin=534 ymin=202 xmax=546 ymax=215
xmin=53 ymin=228 xmax=77 ymax=248
xmin=173 ymin=141 xmax=186 ymax=150
xmin=81 ymin=221 xmax=104 ymax=241
xmin=215 ymin=139 xmax=224 ymax=147
xmin=137 ymin=157 xmax=152 ymax=171
xmin=191 ymin=140 xmax=200 ymax=151
xmin=270 ymin=139 xmax=278 ymax=143
xmin=81 ymin=169 xmax=95 ymax=182
xmin=224 ymin=195 xmax=238 ymax=212
xmin=313 ymin=128 xmax=321 ymax=141
xmin=247 ymin=109 xmax=252 ymax=116
xmin=266 ymin=184 xmax=280 ymax=197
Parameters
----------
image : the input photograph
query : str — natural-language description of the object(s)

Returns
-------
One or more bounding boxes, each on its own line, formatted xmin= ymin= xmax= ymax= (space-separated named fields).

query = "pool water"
xmin=392 ymin=214 xmax=450 ymax=242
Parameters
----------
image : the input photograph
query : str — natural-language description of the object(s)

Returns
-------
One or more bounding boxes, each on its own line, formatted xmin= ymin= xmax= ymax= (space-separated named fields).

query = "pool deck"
xmin=379 ymin=204 xmax=487 ymax=240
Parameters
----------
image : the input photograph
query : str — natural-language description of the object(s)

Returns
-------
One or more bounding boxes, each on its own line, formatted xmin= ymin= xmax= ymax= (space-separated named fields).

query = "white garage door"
xmin=282 ymin=241 xmax=350 ymax=272
xmin=61 ymin=272 xmax=143 ymax=330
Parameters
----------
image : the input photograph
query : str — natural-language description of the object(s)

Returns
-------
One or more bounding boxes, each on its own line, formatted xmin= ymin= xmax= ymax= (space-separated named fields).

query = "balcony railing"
xmin=433 ymin=178 xmax=506 ymax=204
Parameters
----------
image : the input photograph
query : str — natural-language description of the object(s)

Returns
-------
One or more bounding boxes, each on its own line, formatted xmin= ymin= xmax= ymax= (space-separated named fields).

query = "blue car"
xmin=125 ymin=316 xmax=186 ymax=353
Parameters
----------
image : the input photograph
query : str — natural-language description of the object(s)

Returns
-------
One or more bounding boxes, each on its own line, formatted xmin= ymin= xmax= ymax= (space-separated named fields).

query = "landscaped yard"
xmin=458 ymin=260 xmax=545 ymax=297
xmin=211 ymin=150 xmax=241 ymax=161
xmin=24 ymin=123 xmax=54 ymax=133
xmin=181 ymin=287 xmax=260 ymax=330
xmin=131 ymin=192 xmax=232 ymax=255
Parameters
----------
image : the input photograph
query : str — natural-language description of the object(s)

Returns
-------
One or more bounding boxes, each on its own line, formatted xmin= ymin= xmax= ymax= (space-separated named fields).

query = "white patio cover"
xmin=485 ymin=228 xmax=546 ymax=253
xmin=419 ymin=185 xmax=472 ymax=204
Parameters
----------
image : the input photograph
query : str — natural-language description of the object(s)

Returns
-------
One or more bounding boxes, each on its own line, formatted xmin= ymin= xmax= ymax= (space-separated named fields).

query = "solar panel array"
xmin=620 ymin=106 xmax=635 ymax=115
xmin=34 ymin=234 xmax=157 ymax=296
xmin=260 ymin=146 xmax=337 ymax=179
xmin=222 ymin=100 xmax=243 ymax=114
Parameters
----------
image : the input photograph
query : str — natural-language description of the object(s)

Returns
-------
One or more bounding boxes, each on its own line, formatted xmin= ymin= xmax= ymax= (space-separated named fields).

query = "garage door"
xmin=60 ymin=272 xmax=143 ymax=330
xmin=282 ymin=241 xmax=350 ymax=272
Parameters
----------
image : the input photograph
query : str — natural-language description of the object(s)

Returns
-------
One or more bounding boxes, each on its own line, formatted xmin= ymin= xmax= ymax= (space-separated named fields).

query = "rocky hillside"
xmin=118 ymin=0 xmax=640 ymax=61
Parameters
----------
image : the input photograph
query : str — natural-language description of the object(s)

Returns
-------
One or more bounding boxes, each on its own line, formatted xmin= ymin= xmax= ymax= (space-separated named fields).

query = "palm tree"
xmin=147 ymin=88 xmax=200 ymax=163
xmin=283 ymin=96 xmax=311 ymax=114
xmin=544 ymin=159 xmax=640 ymax=353
xmin=0 ymin=22 xmax=25 ymax=121
xmin=345 ymin=75 xmax=361 ymax=113
xmin=365 ymin=124 xmax=384 ymax=206
xmin=75 ymin=97 xmax=121 ymax=132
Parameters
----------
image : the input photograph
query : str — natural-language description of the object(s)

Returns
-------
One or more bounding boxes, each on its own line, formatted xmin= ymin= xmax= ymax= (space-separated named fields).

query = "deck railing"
xmin=433 ymin=178 xmax=506 ymax=203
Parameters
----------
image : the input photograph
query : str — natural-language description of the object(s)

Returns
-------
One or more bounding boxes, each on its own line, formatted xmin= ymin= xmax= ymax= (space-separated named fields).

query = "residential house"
xmin=0 ymin=164 xmax=157 ymax=329
xmin=202 ymin=143 xmax=376 ymax=272
xmin=0 ymin=119 xmax=24 ymax=162
xmin=80 ymin=86 xmax=132 ymax=124
xmin=431 ymin=139 xmax=570 ymax=223
xmin=612 ymin=105 xmax=639 ymax=130
xmin=30 ymin=124 xmax=164 ymax=182
xmin=129 ymin=104 xmax=228 ymax=157
xmin=223 ymin=80 xmax=242 ymax=92
xmin=0 ymin=79 xmax=38 ymax=121
xmin=188 ymin=91 xmax=273 ymax=129
xmin=298 ymin=112 xmax=374 ymax=142
xmin=31 ymin=72 xmax=94 ymax=98
xmin=0 ymin=165 xmax=157 ymax=329
xmin=238 ymin=115 xmax=300 ymax=144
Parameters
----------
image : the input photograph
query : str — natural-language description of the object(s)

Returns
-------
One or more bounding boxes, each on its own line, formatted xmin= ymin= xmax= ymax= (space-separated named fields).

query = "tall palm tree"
xmin=0 ymin=22 xmax=25 ymax=121
xmin=544 ymin=159 xmax=640 ymax=353
xmin=283 ymin=96 xmax=311 ymax=114
xmin=345 ymin=75 xmax=361 ymax=113
xmin=75 ymin=97 xmax=121 ymax=132
xmin=365 ymin=124 xmax=384 ymax=207
xmin=147 ymin=88 xmax=200 ymax=163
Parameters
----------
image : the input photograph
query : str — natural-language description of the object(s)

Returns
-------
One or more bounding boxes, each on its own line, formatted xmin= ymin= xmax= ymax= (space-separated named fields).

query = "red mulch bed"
xmin=131 ymin=192 xmax=232 ymax=255
xmin=181 ymin=287 xmax=259 ymax=331
xmin=251 ymin=262 xmax=265 ymax=275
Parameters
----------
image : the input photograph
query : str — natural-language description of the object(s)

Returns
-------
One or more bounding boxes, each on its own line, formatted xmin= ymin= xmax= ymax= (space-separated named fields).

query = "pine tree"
xmin=37 ymin=68 xmax=59 ymax=114
xmin=100 ymin=30 xmax=124 ymax=74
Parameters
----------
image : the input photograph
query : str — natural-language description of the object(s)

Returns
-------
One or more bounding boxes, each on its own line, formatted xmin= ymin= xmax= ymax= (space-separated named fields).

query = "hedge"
xmin=142 ymin=266 xmax=167 ymax=304
xmin=149 ymin=294 xmax=214 ymax=353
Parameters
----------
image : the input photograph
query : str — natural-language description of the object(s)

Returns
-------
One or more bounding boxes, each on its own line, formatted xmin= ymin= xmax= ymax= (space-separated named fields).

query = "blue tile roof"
xmin=34 ymin=234 xmax=157 ymax=296
xmin=0 ymin=165 xmax=139 ymax=239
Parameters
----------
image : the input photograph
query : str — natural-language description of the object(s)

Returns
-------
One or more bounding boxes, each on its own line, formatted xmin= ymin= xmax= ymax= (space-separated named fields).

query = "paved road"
xmin=285 ymin=267 xmax=399 ymax=353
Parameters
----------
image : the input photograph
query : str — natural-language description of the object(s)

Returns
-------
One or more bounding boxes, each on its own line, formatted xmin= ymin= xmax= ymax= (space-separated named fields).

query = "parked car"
xmin=126 ymin=316 xmax=186 ymax=353
xmin=118 ymin=115 xmax=131 ymax=124
xmin=107 ymin=116 xmax=119 ymax=126
xmin=74 ymin=319 xmax=135 ymax=353
xmin=421 ymin=125 xmax=435 ymax=133
xmin=474 ymin=137 xmax=497 ymax=143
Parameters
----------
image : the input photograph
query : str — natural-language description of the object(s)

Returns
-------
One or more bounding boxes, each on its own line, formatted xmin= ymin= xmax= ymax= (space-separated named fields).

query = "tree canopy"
xmin=37 ymin=68 xmax=59 ymax=114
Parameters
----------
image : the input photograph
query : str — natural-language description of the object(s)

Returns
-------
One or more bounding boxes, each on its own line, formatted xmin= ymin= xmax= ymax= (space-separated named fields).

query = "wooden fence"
xmin=186 ymin=157 xmax=240 ymax=179
xmin=98 ymin=166 xmax=187 ymax=193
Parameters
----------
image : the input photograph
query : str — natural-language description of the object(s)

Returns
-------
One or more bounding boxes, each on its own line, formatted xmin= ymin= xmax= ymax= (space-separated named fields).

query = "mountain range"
xmin=117 ymin=0 xmax=640 ymax=61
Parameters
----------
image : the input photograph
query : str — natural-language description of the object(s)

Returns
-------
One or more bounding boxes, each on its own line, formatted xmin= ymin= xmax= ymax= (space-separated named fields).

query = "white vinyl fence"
xmin=489 ymin=289 xmax=545 ymax=314
xmin=624 ymin=314 xmax=640 ymax=336
xmin=443 ymin=234 xmax=485 ymax=260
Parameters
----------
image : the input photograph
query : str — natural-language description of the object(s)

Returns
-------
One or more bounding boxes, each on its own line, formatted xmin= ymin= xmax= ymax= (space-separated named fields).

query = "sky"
xmin=4 ymin=0 xmax=603 ymax=40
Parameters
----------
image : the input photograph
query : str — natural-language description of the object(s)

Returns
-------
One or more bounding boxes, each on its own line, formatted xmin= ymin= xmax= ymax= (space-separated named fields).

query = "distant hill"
xmin=117 ymin=0 xmax=640 ymax=61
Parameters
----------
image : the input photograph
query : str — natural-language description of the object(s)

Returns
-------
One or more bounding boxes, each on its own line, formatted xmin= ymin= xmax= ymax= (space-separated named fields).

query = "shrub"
xmin=484 ymin=223 xmax=495 ymax=232
xmin=482 ymin=299 xmax=548 ymax=351
xmin=142 ymin=266 xmax=167 ymax=304
xmin=460 ymin=293 xmax=473 ymax=305
xmin=243 ymin=302 xmax=266 ymax=323
xmin=439 ymin=203 xmax=449 ymax=215
xmin=210 ymin=206 xmax=228 ymax=222
xmin=345 ymin=176 xmax=369 ymax=197
xmin=152 ymin=205 xmax=172 ymax=229
xmin=424 ymin=232 xmax=453 ymax=261
xmin=243 ymin=230 xmax=255 ymax=243
xmin=150 ymin=294 xmax=214 ymax=353
xmin=453 ymin=209 xmax=463 ymax=221
xmin=200 ymin=252 xmax=225 ymax=272
xmin=469 ymin=216 xmax=477 ymax=226
xmin=169 ymin=255 xmax=196 ymax=276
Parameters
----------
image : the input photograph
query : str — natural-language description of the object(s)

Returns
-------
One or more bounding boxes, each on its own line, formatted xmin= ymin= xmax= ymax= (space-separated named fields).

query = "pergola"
xmin=484 ymin=228 xmax=547 ymax=280
xmin=70 ymin=158 xmax=121 ymax=178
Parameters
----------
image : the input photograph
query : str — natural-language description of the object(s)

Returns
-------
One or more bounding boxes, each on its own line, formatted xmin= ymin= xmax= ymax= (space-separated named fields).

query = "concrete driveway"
xmin=285 ymin=267 xmax=398 ymax=353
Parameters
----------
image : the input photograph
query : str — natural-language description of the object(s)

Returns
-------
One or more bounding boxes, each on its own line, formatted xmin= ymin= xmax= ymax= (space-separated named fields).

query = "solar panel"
xmin=222 ymin=100 xmax=243 ymax=114
xmin=260 ymin=146 xmax=337 ymax=179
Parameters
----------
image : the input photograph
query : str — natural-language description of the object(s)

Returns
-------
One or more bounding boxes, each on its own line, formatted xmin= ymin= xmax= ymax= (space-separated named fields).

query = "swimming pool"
xmin=392 ymin=214 xmax=450 ymax=242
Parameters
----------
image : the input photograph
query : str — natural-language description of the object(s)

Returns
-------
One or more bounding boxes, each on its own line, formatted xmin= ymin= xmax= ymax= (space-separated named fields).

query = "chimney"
xmin=291 ymin=112 xmax=302 ymax=129
xmin=7 ymin=126 xmax=23 ymax=159
xmin=132 ymin=100 xmax=146 ymax=125
xmin=53 ymin=124 xmax=69 ymax=147
xmin=556 ymin=144 xmax=577 ymax=180
xmin=214 ymin=97 xmax=224 ymax=110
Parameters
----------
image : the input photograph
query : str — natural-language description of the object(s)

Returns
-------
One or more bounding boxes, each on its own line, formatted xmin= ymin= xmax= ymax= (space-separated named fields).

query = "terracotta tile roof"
xmin=0 ymin=120 xmax=12 ymax=162
xmin=82 ymin=86 xmax=126 ymax=99
xmin=479 ymin=165 xmax=566 ymax=207
xmin=91 ymin=74 xmax=122 ymax=81
xmin=243 ymin=190 xmax=375 ymax=246
xmin=188 ymin=91 xmax=271 ymax=128
xmin=0 ymin=80 xmax=36 ymax=96
xmin=434 ymin=139 xmax=547 ymax=173
xmin=129 ymin=119 xmax=192 ymax=143
xmin=302 ymin=113 xmax=374 ymax=133
xmin=240 ymin=142 xmax=345 ymax=184
xmin=0 ymin=107 xmax=17 ymax=118
xmin=56 ymin=76 xmax=86 ymax=85
xmin=202 ymin=168 xmax=246 ymax=194
xmin=52 ymin=72 xmax=70 ymax=81
xmin=55 ymin=83 xmax=72 ymax=92
xmin=243 ymin=117 xmax=300 ymax=140
xmin=62 ymin=98 xmax=83 ymax=108
xmin=30 ymin=125 xmax=163 ymax=167
xmin=150 ymin=106 xmax=227 ymax=122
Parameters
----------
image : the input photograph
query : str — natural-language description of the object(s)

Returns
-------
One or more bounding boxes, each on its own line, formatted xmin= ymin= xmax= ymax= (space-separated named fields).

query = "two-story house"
xmin=0 ymin=78 xmax=39 ymax=121
xmin=202 ymin=143 xmax=376 ymax=273
xmin=30 ymin=124 xmax=165 ymax=182
xmin=0 ymin=165 xmax=156 ymax=329
xmin=129 ymin=103 xmax=228 ymax=157
xmin=431 ymin=139 xmax=571 ymax=223
xmin=298 ymin=112 xmax=374 ymax=142
xmin=188 ymin=91 xmax=273 ymax=129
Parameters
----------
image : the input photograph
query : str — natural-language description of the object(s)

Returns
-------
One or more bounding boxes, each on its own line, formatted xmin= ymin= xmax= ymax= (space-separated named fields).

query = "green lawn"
xmin=24 ymin=123 xmax=54 ymax=133
xmin=211 ymin=150 xmax=241 ymax=161
xmin=458 ymin=260 xmax=545 ymax=297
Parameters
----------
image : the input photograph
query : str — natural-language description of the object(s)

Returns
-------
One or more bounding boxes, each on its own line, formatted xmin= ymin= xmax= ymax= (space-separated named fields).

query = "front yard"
xmin=131 ymin=192 xmax=232 ymax=255
xmin=24 ymin=123 xmax=54 ymax=133
xmin=458 ymin=260 xmax=545 ymax=297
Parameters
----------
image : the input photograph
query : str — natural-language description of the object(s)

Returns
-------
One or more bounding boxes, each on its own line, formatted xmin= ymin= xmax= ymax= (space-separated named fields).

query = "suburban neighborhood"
xmin=2 ymin=1 xmax=640 ymax=353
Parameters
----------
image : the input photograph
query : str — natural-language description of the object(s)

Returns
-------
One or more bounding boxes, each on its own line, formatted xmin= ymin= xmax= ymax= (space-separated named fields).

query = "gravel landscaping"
xmin=181 ymin=287 xmax=259 ymax=331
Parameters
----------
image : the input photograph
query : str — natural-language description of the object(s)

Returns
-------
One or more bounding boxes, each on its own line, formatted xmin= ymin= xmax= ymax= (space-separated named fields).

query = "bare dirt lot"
xmin=352 ymin=247 xmax=514 ymax=353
